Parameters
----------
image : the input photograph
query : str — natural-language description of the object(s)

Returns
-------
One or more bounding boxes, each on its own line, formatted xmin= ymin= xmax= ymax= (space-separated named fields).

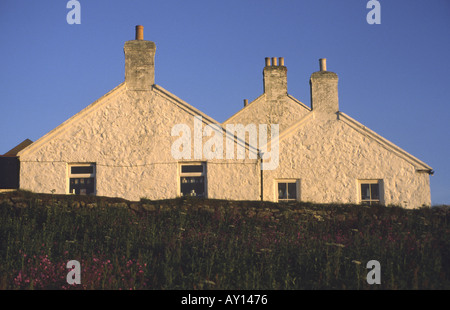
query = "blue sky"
xmin=0 ymin=0 xmax=449 ymax=205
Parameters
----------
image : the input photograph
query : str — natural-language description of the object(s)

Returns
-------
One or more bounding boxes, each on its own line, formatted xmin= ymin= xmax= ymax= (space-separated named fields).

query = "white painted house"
xmin=16 ymin=26 xmax=433 ymax=207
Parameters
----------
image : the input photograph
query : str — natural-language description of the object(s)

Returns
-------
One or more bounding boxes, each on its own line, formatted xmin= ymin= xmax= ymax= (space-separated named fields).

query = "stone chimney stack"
xmin=263 ymin=57 xmax=287 ymax=99
xmin=309 ymin=58 xmax=339 ymax=116
xmin=124 ymin=25 xmax=156 ymax=90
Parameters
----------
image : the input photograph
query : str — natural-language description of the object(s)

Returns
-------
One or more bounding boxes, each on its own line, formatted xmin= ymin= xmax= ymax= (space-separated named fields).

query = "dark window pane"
xmin=288 ymin=183 xmax=297 ymax=200
xmin=180 ymin=176 xmax=205 ymax=197
xmin=70 ymin=178 xmax=95 ymax=195
xmin=71 ymin=166 xmax=94 ymax=174
xmin=181 ymin=165 xmax=203 ymax=173
xmin=361 ymin=184 xmax=370 ymax=200
xmin=371 ymin=184 xmax=379 ymax=200
xmin=278 ymin=183 xmax=287 ymax=199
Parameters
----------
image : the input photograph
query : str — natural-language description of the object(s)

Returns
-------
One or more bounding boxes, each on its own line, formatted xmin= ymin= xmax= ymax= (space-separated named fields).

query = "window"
xmin=179 ymin=163 xmax=206 ymax=198
xmin=69 ymin=163 xmax=96 ymax=195
xmin=277 ymin=180 xmax=298 ymax=202
xmin=359 ymin=180 xmax=381 ymax=205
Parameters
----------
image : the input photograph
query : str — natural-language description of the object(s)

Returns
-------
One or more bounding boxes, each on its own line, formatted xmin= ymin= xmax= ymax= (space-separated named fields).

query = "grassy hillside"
xmin=0 ymin=190 xmax=449 ymax=289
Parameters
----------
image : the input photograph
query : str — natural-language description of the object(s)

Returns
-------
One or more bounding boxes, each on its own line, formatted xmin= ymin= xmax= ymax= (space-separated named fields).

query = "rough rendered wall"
xmin=20 ymin=86 xmax=180 ymax=200
xmin=19 ymin=85 xmax=261 ymax=201
xmin=19 ymin=78 xmax=431 ymax=206
xmin=225 ymin=95 xmax=310 ymax=133
xmin=19 ymin=85 xmax=431 ymax=206
xmin=263 ymin=113 xmax=431 ymax=208
xmin=20 ymin=161 xmax=67 ymax=194
xmin=207 ymin=159 xmax=260 ymax=201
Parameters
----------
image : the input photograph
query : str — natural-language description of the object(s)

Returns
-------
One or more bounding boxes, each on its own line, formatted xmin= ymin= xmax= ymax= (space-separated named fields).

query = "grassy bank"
xmin=0 ymin=191 xmax=449 ymax=289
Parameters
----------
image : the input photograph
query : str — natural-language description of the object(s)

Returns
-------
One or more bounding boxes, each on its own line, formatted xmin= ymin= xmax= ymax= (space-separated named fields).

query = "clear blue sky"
xmin=0 ymin=0 xmax=449 ymax=205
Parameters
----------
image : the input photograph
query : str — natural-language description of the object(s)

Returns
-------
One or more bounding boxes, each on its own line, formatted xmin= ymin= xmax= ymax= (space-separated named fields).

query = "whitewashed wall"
xmin=262 ymin=112 xmax=431 ymax=208
xmin=19 ymin=84 xmax=261 ymax=201
xmin=18 ymin=47 xmax=431 ymax=207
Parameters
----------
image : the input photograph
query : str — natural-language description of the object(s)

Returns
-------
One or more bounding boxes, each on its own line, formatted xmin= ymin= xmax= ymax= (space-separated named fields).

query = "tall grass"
xmin=0 ymin=196 xmax=449 ymax=289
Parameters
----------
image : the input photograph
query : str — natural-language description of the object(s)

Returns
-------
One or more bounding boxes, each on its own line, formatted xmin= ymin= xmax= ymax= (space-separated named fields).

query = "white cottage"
xmin=16 ymin=26 xmax=433 ymax=208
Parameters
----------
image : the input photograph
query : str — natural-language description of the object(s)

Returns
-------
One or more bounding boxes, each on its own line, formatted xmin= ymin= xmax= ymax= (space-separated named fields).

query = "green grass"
xmin=0 ymin=192 xmax=449 ymax=289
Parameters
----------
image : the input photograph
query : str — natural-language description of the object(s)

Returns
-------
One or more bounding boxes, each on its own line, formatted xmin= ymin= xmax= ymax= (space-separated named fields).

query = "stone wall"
xmin=0 ymin=190 xmax=369 ymax=222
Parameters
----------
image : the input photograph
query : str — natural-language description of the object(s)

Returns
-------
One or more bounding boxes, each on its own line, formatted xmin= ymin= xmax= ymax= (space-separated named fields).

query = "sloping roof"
xmin=338 ymin=112 xmax=433 ymax=173
xmin=153 ymin=84 xmax=221 ymax=125
xmin=153 ymin=84 xmax=259 ymax=157
xmin=13 ymin=76 xmax=432 ymax=175
xmin=2 ymin=139 xmax=33 ymax=157
xmin=257 ymin=110 xmax=433 ymax=174
xmin=17 ymin=83 xmax=126 ymax=157
xmin=17 ymin=83 xmax=256 ymax=158
xmin=222 ymin=93 xmax=310 ymax=125
xmin=222 ymin=93 xmax=265 ymax=124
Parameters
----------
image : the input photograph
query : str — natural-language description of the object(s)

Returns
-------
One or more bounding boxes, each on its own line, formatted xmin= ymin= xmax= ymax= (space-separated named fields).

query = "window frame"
xmin=178 ymin=162 xmax=207 ymax=198
xmin=275 ymin=179 xmax=299 ymax=202
xmin=358 ymin=179 xmax=383 ymax=205
xmin=68 ymin=163 xmax=96 ymax=195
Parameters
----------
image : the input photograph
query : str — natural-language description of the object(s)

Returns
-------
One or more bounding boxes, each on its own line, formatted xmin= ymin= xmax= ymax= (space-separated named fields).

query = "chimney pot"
xmin=272 ymin=57 xmax=278 ymax=66
xmin=135 ymin=25 xmax=144 ymax=40
xmin=265 ymin=57 xmax=271 ymax=67
xmin=244 ymin=99 xmax=248 ymax=107
xmin=319 ymin=58 xmax=327 ymax=71
xmin=263 ymin=57 xmax=288 ymax=96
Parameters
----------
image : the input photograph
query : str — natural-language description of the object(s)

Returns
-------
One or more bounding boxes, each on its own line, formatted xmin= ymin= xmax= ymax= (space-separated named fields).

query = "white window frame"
xmin=358 ymin=179 xmax=383 ymax=205
xmin=178 ymin=162 xmax=207 ymax=198
xmin=275 ymin=179 xmax=300 ymax=202
xmin=67 ymin=163 xmax=96 ymax=195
